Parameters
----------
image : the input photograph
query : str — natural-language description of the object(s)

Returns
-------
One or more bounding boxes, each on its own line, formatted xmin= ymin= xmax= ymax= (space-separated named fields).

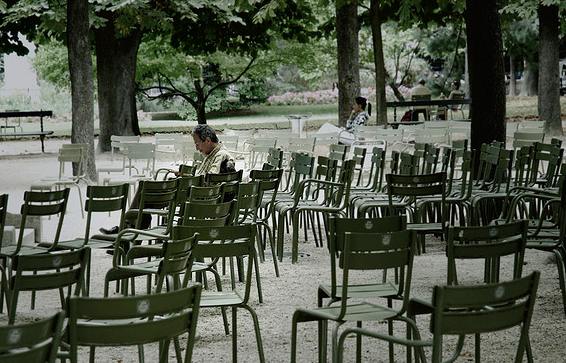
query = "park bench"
xmin=0 ymin=110 xmax=54 ymax=152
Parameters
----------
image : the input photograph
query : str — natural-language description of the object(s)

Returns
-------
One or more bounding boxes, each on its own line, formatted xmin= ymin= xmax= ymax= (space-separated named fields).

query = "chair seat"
xmin=39 ymin=238 xmax=114 ymax=250
xmin=0 ymin=245 xmax=49 ymax=256
xmin=295 ymin=302 xmax=399 ymax=323
xmin=200 ymin=291 xmax=244 ymax=307
xmin=527 ymin=239 xmax=562 ymax=251
xmin=90 ymin=232 xmax=137 ymax=242
xmin=106 ymin=259 xmax=163 ymax=281
xmin=318 ymin=282 xmax=399 ymax=300
xmin=407 ymin=222 xmax=443 ymax=233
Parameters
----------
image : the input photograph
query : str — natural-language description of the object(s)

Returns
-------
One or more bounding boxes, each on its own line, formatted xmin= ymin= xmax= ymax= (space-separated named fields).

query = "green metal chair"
xmin=0 ymin=312 xmax=65 ymax=363
xmin=407 ymin=221 xmax=530 ymax=361
xmin=186 ymin=224 xmax=265 ymax=363
xmin=103 ymin=230 xmax=198 ymax=296
xmin=277 ymin=159 xmax=356 ymax=263
xmin=204 ymin=169 xmax=243 ymax=185
xmin=38 ymin=184 xmax=129 ymax=295
xmin=67 ymin=285 xmax=202 ymax=363
xmin=91 ymin=179 xmax=178 ymax=242
xmin=291 ymin=228 xmax=415 ymax=362
xmin=249 ymin=168 xmax=284 ymax=275
xmin=337 ymin=272 xmax=540 ymax=363
xmin=3 ymin=247 xmax=89 ymax=324
xmin=360 ymin=172 xmax=447 ymax=254
xmin=0 ymin=189 xmax=70 ymax=257
xmin=318 ymin=216 xmax=407 ymax=307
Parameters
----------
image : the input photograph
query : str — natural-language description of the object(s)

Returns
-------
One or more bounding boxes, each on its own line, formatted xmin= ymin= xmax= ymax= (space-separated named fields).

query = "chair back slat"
xmin=68 ymin=285 xmax=201 ymax=358
xmin=447 ymin=221 xmax=527 ymax=285
xmin=432 ymin=272 xmax=539 ymax=335
xmin=0 ymin=312 xmax=64 ymax=363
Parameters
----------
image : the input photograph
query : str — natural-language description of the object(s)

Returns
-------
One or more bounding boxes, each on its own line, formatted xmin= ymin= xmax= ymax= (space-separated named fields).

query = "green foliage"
xmin=170 ymin=0 xmax=318 ymax=56
xmin=33 ymin=40 xmax=70 ymax=89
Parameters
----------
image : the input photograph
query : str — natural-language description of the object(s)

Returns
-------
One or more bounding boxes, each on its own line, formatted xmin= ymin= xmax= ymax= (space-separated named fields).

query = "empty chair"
xmin=155 ymin=133 xmax=184 ymax=161
xmin=518 ymin=120 xmax=545 ymax=131
xmin=67 ymin=285 xmax=202 ymax=363
xmin=30 ymin=145 xmax=86 ymax=217
xmin=513 ymin=131 xmax=545 ymax=149
xmin=0 ymin=312 xmax=64 ymax=362
xmin=338 ymin=272 xmax=540 ymax=363
xmin=3 ymin=247 xmax=89 ymax=324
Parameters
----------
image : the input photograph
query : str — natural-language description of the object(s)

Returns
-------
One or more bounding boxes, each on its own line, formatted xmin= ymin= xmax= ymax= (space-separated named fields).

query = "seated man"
xmin=192 ymin=124 xmax=236 ymax=175
xmin=411 ymin=79 xmax=431 ymax=121
xmin=100 ymin=125 xmax=235 ymax=234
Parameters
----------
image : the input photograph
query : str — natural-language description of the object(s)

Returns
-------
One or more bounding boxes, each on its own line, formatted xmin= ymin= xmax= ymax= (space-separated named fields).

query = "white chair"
xmin=154 ymin=133 xmax=184 ymax=161
xmin=30 ymin=145 xmax=87 ymax=217
xmin=512 ymin=131 xmax=545 ymax=149
xmin=101 ymin=143 xmax=156 ymax=199
xmin=414 ymin=129 xmax=450 ymax=147
xmin=518 ymin=120 xmax=545 ymax=131
xmin=242 ymin=137 xmax=277 ymax=169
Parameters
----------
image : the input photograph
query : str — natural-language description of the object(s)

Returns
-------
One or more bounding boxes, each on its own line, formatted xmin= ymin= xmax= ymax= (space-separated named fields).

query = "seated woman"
xmin=316 ymin=96 xmax=372 ymax=145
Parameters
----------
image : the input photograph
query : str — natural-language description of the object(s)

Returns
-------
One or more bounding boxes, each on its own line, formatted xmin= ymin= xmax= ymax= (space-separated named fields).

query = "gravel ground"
xmin=0 ymin=137 xmax=565 ymax=363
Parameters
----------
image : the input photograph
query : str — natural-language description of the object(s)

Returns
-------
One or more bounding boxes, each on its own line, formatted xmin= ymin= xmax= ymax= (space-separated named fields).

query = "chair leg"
xmin=209 ymin=268 xmax=230 ymax=335
xmin=232 ymin=306 xmax=238 ymax=363
xmin=256 ymin=225 xmax=266 ymax=263
xmin=553 ymin=249 xmax=566 ymax=315
xmin=242 ymin=304 xmax=266 ymax=363
xmin=291 ymin=312 xmax=299 ymax=363
xmin=252 ymin=252 xmax=264 ymax=303
xmin=89 ymin=347 xmax=96 ymax=363
xmin=8 ymin=289 xmax=19 ymax=324
xmin=474 ymin=333 xmax=481 ymax=362
xmin=356 ymin=321 xmax=362 ymax=363
xmin=292 ymin=210 xmax=300 ymax=264
xmin=262 ymin=222 xmax=280 ymax=277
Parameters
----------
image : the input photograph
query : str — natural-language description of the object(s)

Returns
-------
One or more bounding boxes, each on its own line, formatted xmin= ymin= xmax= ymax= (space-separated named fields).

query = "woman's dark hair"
xmin=355 ymin=96 xmax=371 ymax=116
xmin=452 ymin=80 xmax=461 ymax=89
xmin=192 ymin=124 xmax=219 ymax=143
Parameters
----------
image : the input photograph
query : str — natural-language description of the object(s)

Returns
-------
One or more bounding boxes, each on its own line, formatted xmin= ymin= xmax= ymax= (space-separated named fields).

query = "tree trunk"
xmin=67 ymin=0 xmax=97 ymax=181
xmin=538 ymin=4 xmax=562 ymax=136
xmin=195 ymin=102 xmax=207 ymax=124
xmin=509 ymin=54 xmax=516 ymax=96
xmin=194 ymin=80 xmax=207 ymax=124
xmin=521 ymin=60 xmax=538 ymax=96
xmin=95 ymin=19 xmax=142 ymax=151
xmin=335 ymin=0 xmax=360 ymax=127
xmin=370 ymin=0 xmax=387 ymax=126
xmin=465 ymin=0 xmax=506 ymax=157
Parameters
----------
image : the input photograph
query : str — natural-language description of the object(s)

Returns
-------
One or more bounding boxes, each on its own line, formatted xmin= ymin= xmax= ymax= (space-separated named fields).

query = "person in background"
xmin=99 ymin=125 xmax=235 ymax=234
xmin=448 ymin=80 xmax=465 ymax=103
xmin=346 ymin=96 xmax=371 ymax=133
xmin=317 ymin=96 xmax=372 ymax=145
xmin=411 ymin=78 xmax=431 ymax=121
xmin=338 ymin=96 xmax=372 ymax=145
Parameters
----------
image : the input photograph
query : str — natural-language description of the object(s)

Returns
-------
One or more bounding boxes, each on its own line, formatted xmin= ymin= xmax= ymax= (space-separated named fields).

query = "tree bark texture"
xmin=335 ymin=0 xmax=360 ymax=127
xmin=370 ymin=0 xmax=387 ymax=126
xmin=538 ymin=4 xmax=562 ymax=136
xmin=95 ymin=19 xmax=142 ymax=151
xmin=465 ymin=0 xmax=506 ymax=155
xmin=67 ymin=0 xmax=97 ymax=181
xmin=509 ymin=54 xmax=516 ymax=96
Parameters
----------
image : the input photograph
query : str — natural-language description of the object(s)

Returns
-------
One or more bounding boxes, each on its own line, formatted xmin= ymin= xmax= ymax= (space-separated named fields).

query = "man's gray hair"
xmin=192 ymin=124 xmax=219 ymax=143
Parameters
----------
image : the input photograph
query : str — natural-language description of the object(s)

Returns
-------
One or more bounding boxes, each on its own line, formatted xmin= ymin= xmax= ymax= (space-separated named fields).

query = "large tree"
xmin=465 ymin=0 xmax=507 ymax=155
xmin=336 ymin=0 xmax=361 ymax=126
xmin=538 ymin=3 xmax=562 ymax=135
xmin=67 ymin=0 xmax=96 ymax=180
xmin=369 ymin=0 xmax=387 ymax=125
